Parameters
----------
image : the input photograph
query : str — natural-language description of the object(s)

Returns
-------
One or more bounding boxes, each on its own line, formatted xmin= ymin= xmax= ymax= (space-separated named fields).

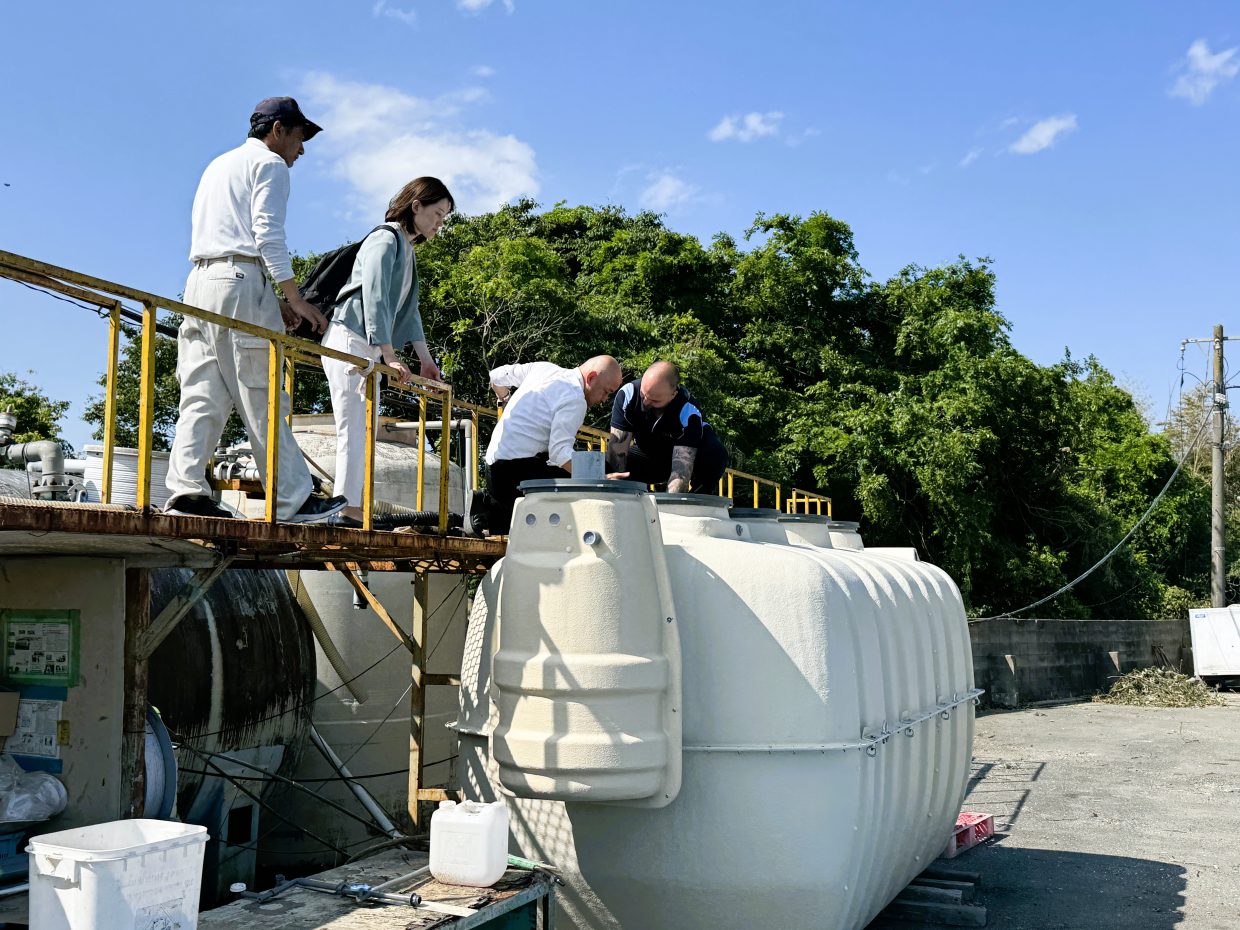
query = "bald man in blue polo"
xmin=607 ymin=361 xmax=730 ymax=493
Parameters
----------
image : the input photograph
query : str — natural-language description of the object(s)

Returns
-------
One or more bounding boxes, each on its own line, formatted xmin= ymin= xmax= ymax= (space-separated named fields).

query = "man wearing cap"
xmin=164 ymin=97 xmax=346 ymax=522
xmin=606 ymin=361 xmax=730 ymax=494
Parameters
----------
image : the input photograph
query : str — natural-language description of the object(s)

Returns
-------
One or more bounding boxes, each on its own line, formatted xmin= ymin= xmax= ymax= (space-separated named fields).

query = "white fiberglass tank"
xmin=490 ymin=480 xmax=681 ymax=806
xmin=458 ymin=484 xmax=976 ymax=930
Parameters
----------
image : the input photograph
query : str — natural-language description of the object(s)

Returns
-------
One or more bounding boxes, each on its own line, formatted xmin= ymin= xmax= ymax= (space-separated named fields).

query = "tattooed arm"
xmin=667 ymin=444 xmax=697 ymax=493
xmin=607 ymin=428 xmax=632 ymax=472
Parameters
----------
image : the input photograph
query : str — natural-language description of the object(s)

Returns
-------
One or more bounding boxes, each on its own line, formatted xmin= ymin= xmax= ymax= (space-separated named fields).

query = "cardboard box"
xmin=0 ymin=691 xmax=20 ymax=750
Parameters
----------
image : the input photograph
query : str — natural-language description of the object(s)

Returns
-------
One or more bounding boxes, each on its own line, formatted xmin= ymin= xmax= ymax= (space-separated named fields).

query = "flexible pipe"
xmin=285 ymin=571 xmax=368 ymax=704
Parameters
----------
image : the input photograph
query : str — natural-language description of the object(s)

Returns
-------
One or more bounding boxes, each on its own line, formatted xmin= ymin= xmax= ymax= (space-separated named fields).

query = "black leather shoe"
xmin=286 ymin=494 xmax=348 ymax=524
xmin=466 ymin=489 xmax=491 ymax=537
xmin=165 ymin=496 xmax=237 ymax=519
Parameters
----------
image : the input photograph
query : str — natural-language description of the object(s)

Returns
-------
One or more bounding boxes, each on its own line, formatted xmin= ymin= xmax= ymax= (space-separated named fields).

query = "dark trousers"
xmin=486 ymin=456 xmax=570 ymax=533
xmin=625 ymin=430 xmax=730 ymax=492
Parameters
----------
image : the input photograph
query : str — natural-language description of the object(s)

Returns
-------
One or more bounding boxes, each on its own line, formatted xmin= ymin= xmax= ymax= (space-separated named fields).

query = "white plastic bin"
xmin=28 ymin=819 xmax=208 ymax=930
xmin=429 ymin=800 xmax=508 ymax=887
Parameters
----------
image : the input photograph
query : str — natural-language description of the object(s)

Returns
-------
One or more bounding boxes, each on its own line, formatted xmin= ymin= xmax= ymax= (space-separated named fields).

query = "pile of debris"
xmin=1093 ymin=667 xmax=1226 ymax=708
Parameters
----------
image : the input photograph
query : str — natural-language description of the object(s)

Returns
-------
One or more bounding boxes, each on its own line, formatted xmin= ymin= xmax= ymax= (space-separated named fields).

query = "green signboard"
xmin=1 ymin=609 xmax=80 ymax=687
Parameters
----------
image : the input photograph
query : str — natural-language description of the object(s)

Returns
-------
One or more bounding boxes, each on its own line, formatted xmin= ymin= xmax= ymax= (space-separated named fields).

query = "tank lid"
xmin=519 ymin=478 xmax=649 ymax=496
xmin=653 ymin=492 xmax=733 ymax=508
xmin=729 ymin=507 xmax=784 ymax=519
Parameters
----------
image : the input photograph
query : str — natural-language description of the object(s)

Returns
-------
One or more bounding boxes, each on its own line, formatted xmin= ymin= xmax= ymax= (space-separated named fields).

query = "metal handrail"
xmin=0 ymin=248 xmax=832 ymax=528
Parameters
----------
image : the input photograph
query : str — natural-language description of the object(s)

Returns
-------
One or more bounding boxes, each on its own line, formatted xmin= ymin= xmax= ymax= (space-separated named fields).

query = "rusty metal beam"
xmin=0 ymin=500 xmax=504 ymax=572
xmin=331 ymin=563 xmax=417 ymax=655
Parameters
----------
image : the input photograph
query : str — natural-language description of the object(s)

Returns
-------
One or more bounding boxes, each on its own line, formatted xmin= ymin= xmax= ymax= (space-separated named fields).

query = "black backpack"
xmin=292 ymin=225 xmax=399 ymax=342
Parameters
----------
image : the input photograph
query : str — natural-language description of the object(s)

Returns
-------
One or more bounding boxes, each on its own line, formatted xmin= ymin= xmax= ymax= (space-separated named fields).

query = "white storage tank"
xmin=457 ymin=485 xmax=977 ymax=930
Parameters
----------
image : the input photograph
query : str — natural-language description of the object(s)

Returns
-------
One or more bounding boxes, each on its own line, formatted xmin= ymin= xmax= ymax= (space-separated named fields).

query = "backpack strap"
xmin=334 ymin=224 xmax=403 ymax=304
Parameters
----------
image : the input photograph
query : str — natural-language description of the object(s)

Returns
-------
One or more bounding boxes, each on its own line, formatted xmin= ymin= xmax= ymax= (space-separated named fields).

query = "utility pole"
xmin=1212 ymin=324 xmax=1227 ymax=607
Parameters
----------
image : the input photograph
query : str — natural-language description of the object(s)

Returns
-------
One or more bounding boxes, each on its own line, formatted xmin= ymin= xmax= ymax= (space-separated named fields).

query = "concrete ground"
xmin=875 ymin=697 xmax=1240 ymax=930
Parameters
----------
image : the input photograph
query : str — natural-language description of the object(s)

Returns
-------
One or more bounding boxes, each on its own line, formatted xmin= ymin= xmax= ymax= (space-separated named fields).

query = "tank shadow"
xmin=866 ymin=844 xmax=1187 ymax=930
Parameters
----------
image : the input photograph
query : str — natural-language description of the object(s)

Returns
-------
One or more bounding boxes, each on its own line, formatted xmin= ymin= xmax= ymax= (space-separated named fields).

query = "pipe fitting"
xmin=4 ymin=439 xmax=70 ymax=501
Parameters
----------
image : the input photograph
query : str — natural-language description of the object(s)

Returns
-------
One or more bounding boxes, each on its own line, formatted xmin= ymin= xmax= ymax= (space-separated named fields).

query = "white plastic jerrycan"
xmin=429 ymin=800 xmax=509 ymax=887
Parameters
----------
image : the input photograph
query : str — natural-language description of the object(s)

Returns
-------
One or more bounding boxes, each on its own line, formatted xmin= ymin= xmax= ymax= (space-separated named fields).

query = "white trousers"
xmin=321 ymin=321 xmax=383 ymax=507
xmin=165 ymin=259 xmax=312 ymax=519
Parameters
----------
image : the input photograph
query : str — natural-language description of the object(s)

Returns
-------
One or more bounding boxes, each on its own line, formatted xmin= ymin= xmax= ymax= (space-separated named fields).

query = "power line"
xmin=974 ymin=407 xmax=1213 ymax=622
xmin=12 ymin=279 xmax=180 ymax=338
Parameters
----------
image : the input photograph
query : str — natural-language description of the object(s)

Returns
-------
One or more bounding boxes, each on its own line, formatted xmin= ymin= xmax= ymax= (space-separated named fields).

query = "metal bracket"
xmin=136 ymin=556 xmax=236 ymax=661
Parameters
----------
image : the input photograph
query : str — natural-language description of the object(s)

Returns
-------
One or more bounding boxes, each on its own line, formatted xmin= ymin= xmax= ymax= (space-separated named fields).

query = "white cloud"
xmin=471 ymin=65 xmax=496 ymax=78
xmin=639 ymin=172 xmax=698 ymax=211
xmin=708 ymin=111 xmax=784 ymax=142
xmin=372 ymin=0 xmax=417 ymax=27
xmin=1008 ymin=114 xmax=1078 ymax=154
xmin=1169 ymin=39 xmax=1240 ymax=106
xmin=457 ymin=0 xmax=515 ymax=12
xmin=960 ymin=147 xmax=982 ymax=167
xmin=301 ymin=72 xmax=538 ymax=217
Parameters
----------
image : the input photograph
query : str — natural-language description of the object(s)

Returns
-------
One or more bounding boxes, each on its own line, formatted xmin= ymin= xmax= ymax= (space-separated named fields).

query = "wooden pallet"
xmin=875 ymin=865 xmax=986 ymax=927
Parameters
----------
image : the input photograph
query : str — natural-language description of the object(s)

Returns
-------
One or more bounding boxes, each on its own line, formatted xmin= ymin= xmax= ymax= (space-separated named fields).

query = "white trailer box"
xmin=1189 ymin=607 xmax=1240 ymax=677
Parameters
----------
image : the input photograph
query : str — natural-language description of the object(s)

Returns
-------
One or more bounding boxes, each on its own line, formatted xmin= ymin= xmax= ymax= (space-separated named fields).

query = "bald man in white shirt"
xmin=165 ymin=97 xmax=346 ymax=523
xmin=471 ymin=355 xmax=622 ymax=535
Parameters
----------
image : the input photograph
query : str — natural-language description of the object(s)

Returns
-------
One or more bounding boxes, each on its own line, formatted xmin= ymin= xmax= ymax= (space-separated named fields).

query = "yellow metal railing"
xmin=0 ymin=248 xmax=832 ymax=527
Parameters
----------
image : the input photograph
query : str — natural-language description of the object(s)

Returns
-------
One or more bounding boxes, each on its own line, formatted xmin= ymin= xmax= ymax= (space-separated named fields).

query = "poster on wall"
xmin=0 ymin=609 xmax=80 ymax=687
xmin=6 ymin=699 xmax=63 ymax=759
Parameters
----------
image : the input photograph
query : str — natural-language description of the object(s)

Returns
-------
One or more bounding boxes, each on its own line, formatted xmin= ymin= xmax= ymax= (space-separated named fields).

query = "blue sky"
xmin=2 ymin=1 xmax=1238 ymax=452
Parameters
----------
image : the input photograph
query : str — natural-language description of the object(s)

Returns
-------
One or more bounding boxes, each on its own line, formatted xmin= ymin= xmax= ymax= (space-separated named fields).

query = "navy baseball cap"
xmin=250 ymin=97 xmax=323 ymax=139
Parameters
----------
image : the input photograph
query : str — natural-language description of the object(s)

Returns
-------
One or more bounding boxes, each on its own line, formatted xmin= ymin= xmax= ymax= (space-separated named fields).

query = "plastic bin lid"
xmin=28 ymin=819 xmax=207 ymax=861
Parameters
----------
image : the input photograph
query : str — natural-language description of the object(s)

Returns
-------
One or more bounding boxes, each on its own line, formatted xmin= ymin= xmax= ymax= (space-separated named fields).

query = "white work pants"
xmin=165 ymin=259 xmax=312 ymax=519
xmin=321 ymin=321 xmax=383 ymax=507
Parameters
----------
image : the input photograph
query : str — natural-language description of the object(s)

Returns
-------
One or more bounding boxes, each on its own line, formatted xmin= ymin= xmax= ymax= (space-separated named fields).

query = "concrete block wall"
xmin=970 ymin=618 xmax=1191 ymax=708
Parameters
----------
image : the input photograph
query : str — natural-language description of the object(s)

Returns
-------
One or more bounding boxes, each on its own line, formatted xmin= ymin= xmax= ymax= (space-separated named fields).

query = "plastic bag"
xmin=0 ymin=753 xmax=67 ymax=822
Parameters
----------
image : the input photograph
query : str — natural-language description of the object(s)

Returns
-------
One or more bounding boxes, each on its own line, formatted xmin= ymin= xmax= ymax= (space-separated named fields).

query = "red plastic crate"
xmin=942 ymin=812 xmax=994 ymax=859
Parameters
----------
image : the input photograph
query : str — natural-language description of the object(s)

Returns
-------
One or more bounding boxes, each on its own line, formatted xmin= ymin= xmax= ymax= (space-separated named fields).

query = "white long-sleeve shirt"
xmin=485 ymin=362 xmax=586 ymax=467
xmin=188 ymin=138 xmax=295 ymax=284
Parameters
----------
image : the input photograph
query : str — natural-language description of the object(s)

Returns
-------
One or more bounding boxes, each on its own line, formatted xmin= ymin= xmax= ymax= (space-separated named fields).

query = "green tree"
xmin=0 ymin=371 xmax=73 ymax=460
xmin=83 ymin=319 xmax=183 ymax=451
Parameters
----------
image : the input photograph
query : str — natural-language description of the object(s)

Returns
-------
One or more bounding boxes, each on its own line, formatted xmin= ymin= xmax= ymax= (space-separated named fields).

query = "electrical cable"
xmin=214 ymin=679 xmax=418 ymax=870
xmin=425 ymin=581 xmax=469 ymax=663
xmin=177 ymin=766 xmax=411 ymax=783
xmin=168 ymin=639 xmax=406 ymax=743
xmin=211 ymin=581 xmax=467 ymax=868
xmin=974 ymin=407 xmax=1214 ymax=622
xmin=13 ymin=279 xmax=180 ymax=337
xmin=167 ymin=579 xmax=467 ymax=742
xmin=185 ymin=745 xmax=351 ymax=859
xmin=177 ymin=743 xmax=390 ymax=836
